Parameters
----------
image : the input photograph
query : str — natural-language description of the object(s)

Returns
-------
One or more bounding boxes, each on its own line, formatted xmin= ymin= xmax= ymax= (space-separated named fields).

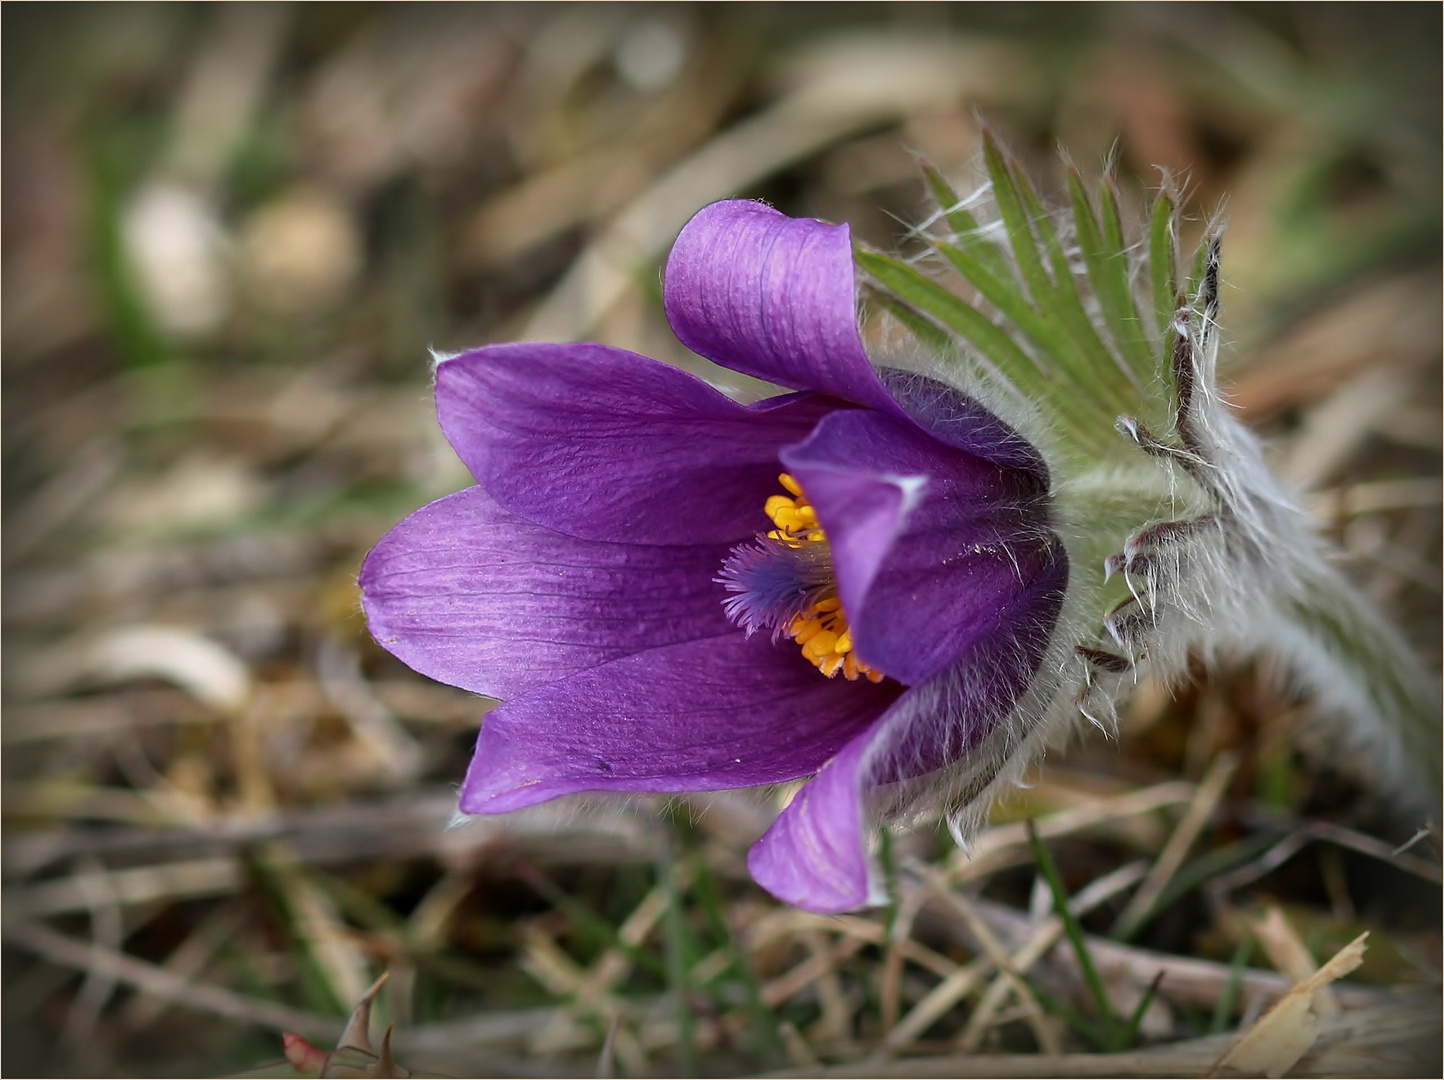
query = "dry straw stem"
xmin=517 ymin=878 xmax=683 ymax=1073
xmin=801 ymin=929 xmax=856 ymax=1047
xmin=1245 ymin=905 xmax=1342 ymax=1017
xmin=1207 ymin=932 xmax=1369 ymax=1079
xmin=7 ymin=856 xmax=243 ymax=919
xmin=950 ymin=860 xmax=1152 ymax=1053
xmin=1305 ymin=477 xmax=1443 ymax=522
xmin=1275 ymin=370 xmax=1411 ymax=491
xmin=760 ymin=934 xmax=869 ymax=1009
xmin=1111 ymin=753 xmax=1237 ymax=939
xmin=7 ymin=796 xmax=663 ymax=912
xmin=750 ymin=909 xmax=960 ymax=981
xmin=56 ymin=856 xmax=123 ymax=1071
xmin=753 ymin=997 xmax=1439 ymax=1078
xmin=1225 ymin=269 xmax=1441 ymax=417
xmin=948 ymin=779 xmax=1198 ymax=884
xmin=3 ymin=920 xmax=342 ymax=1041
xmin=1208 ymin=818 xmax=1443 ymax=893
xmin=913 ymin=862 xmax=1062 ymax=1055
xmin=120 ymin=900 xmax=246 ymax=1029
xmin=257 ymin=841 xmax=374 ymax=1011
xmin=915 ymin=897 xmax=1406 ymax=1016
xmin=518 ymin=929 xmax=649 ymax=1075
xmin=877 ymin=862 xmax=1150 ymax=1057
xmin=521 ymin=35 xmax=1014 ymax=342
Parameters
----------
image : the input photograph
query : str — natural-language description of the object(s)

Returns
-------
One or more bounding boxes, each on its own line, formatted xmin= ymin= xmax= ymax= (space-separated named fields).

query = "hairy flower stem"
xmin=1270 ymin=559 xmax=1442 ymax=809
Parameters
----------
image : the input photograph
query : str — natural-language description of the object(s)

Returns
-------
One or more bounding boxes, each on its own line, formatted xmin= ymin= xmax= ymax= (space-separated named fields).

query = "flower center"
xmin=717 ymin=474 xmax=885 ymax=682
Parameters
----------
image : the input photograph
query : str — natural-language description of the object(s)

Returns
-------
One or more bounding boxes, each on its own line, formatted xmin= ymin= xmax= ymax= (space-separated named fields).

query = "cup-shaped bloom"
xmin=361 ymin=201 xmax=1067 ymax=913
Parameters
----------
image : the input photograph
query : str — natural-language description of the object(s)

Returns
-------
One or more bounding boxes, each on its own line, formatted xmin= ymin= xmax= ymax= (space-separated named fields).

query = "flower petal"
xmin=745 ymin=732 xmax=877 ymax=913
xmin=782 ymin=408 xmax=1059 ymax=686
xmin=664 ymin=200 xmax=904 ymax=416
xmin=864 ymin=547 xmax=1068 ymax=781
xmin=435 ymin=343 xmax=836 ymax=545
xmin=748 ymin=550 xmax=1067 ymax=914
xmin=880 ymin=370 xmax=1050 ymax=481
xmin=459 ymin=632 xmax=902 ymax=813
xmin=360 ymin=488 xmax=737 ymax=700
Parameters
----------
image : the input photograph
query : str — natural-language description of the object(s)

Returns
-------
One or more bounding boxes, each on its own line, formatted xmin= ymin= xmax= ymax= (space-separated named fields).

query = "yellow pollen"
xmin=767 ymin=474 xmax=886 ymax=683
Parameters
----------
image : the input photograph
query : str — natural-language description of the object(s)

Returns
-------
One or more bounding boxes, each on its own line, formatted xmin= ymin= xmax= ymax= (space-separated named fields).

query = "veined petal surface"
xmin=436 ymin=343 xmax=837 ymax=546
xmin=664 ymin=200 xmax=904 ymax=417
xmin=746 ymin=733 xmax=876 ymax=913
xmin=361 ymin=488 xmax=736 ymax=700
xmin=460 ymin=633 xmax=902 ymax=813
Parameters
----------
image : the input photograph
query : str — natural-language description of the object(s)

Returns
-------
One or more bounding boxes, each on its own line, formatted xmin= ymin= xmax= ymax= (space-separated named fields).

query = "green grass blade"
xmin=517 ymin=866 xmax=667 ymax=978
xmin=879 ymin=827 xmax=900 ymax=939
xmin=1023 ymin=975 xmax=1115 ymax=1052
xmin=1209 ymin=939 xmax=1254 ymax=1035
xmin=689 ymin=855 xmax=783 ymax=1067
xmin=1122 ymin=970 xmax=1165 ymax=1047
xmin=1027 ymin=820 xmax=1119 ymax=1047
xmin=1119 ymin=832 xmax=1282 ymax=944
xmin=87 ymin=130 xmax=178 ymax=371
xmin=660 ymin=818 xmax=699 ymax=1077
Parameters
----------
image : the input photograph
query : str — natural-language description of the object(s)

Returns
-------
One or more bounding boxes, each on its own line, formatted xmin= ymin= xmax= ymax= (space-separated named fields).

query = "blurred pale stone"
xmin=122 ymin=181 xmax=232 ymax=337
xmin=614 ymin=17 xmax=687 ymax=92
xmin=240 ymin=187 xmax=363 ymax=315
xmin=106 ymin=451 xmax=268 ymax=536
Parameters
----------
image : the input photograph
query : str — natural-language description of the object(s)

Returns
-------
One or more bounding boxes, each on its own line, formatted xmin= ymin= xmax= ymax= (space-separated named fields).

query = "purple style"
xmin=361 ymin=200 xmax=1066 ymax=913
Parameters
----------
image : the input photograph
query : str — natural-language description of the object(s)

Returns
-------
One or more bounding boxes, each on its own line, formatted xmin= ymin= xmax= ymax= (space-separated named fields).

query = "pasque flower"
xmin=361 ymin=200 xmax=1067 ymax=912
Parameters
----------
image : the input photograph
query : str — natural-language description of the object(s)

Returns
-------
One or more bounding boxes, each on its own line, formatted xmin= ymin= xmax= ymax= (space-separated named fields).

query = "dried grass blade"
xmin=2 ymin=919 xmax=340 ymax=1040
xmin=1113 ymin=753 xmax=1237 ymax=940
xmin=913 ymin=862 xmax=1061 ymax=1055
xmin=952 ymin=860 xmax=1149 ymax=1052
xmin=1246 ymin=905 xmax=1340 ymax=1017
xmin=1208 ymin=932 xmax=1369 ymax=1079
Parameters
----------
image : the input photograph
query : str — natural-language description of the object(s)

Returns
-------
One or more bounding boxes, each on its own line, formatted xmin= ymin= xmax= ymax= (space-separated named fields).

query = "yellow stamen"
xmin=764 ymin=474 xmax=885 ymax=683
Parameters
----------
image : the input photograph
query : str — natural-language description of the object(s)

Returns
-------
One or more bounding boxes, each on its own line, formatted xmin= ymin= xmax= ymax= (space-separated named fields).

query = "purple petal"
xmin=782 ymin=409 xmax=1057 ymax=686
xmin=664 ymin=201 xmax=904 ymax=417
xmin=360 ymin=488 xmax=737 ymax=700
xmin=880 ymin=370 xmax=1050 ymax=481
xmin=866 ymin=547 xmax=1068 ymax=782
xmin=436 ymin=343 xmax=837 ymax=546
xmin=460 ymin=633 xmax=902 ymax=813
xmin=746 ymin=733 xmax=876 ymax=913
xmin=748 ymin=551 xmax=1067 ymax=913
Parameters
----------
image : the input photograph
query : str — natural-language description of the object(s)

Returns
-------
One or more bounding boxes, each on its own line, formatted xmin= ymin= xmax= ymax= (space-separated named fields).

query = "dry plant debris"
xmin=1208 ymin=931 xmax=1367 ymax=1079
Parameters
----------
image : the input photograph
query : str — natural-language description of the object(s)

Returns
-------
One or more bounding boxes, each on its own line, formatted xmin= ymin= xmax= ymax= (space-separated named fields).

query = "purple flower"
xmin=360 ymin=201 xmax=1067 ymax=913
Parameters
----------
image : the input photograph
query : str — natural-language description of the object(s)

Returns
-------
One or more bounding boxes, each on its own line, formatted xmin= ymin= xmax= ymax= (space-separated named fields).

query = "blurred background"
xmin=3 ymin=4 xmax=1439 ymax=1077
